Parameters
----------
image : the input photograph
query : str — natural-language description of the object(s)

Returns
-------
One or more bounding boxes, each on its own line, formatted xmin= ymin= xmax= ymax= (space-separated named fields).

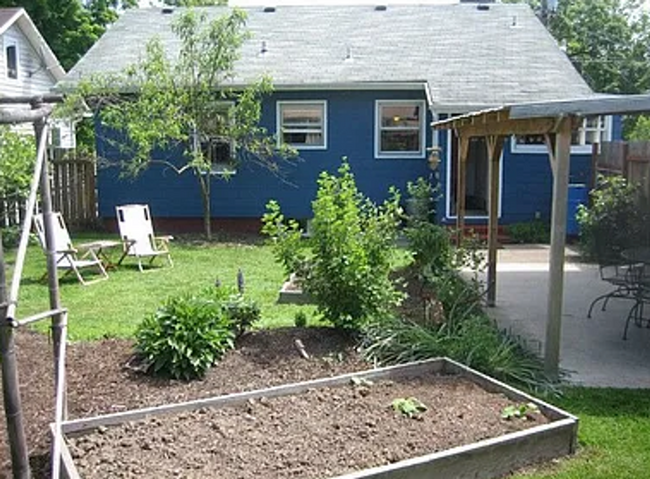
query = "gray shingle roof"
xmin=62 ymin=4 xmax=594 ymax=111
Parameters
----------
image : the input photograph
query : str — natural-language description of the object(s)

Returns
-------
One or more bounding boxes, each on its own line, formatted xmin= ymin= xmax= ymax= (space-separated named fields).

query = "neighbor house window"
xmin=511 ymin=116 xmax=611 ymax=154
xmin=196 ymin=102 xmax=236 ymax=174
xmin=277 ymin=101 xmax=326 ymax=149
xmin=5 ymin=42 xmax=17 ymax=79
xmin=375 ymin=100 xmax=426 ymax=158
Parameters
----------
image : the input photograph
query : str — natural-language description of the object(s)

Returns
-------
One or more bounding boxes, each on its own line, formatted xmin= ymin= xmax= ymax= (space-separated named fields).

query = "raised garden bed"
xmin=55 ymin=359 xmax=577 ymax=479
xmin=277 ymin=273 xmax=313 ymax=304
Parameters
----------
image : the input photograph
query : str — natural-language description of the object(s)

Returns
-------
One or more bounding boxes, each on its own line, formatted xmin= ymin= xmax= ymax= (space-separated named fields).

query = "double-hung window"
xmin=375 ymin=100 xmax=426 ymax=158
xmin=5 ymin=41 xmax=18 ymax=80
xmin=277 ymin=101 xmax=326 ymax=149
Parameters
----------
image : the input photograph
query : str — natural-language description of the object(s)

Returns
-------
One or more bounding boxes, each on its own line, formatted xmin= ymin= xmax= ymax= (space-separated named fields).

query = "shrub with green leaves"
xmin=507 ymin=219 xmax=550 ymax=244
xmin=261 ymin=200 xmax=309 ymax=278
xmin=307 ymin=160 xmax=403 ymax=330
xmin=577 ymin=174 xmax=649 ymax=260
xmin=135 ymin=286 xmax=259 ymax=380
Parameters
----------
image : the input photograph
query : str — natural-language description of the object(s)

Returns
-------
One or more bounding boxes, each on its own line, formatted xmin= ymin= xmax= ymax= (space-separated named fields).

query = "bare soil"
xmin=0 ymin=327 xmax=366 ymax=478
xmin=68 ymin=373 xmax=547 ymax=479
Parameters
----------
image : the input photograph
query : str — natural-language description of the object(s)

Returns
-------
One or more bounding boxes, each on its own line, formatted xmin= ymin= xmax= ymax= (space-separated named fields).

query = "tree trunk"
xmin=198 ymin=173 xmax=212 ymax=241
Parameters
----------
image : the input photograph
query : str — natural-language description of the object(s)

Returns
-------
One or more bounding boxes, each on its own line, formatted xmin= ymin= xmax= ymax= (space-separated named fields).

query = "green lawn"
xmin=513 ymin=388 xmax=650 ymax=479
xmin=10 ymin=234 xmax=316 ymax=340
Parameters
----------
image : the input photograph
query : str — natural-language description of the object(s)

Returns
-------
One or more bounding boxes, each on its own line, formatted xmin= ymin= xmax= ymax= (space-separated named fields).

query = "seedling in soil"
xmin=501 ymin=402 xmax=540 ymax=421
xmin=392 ymin=397 xmax=428 ymax=419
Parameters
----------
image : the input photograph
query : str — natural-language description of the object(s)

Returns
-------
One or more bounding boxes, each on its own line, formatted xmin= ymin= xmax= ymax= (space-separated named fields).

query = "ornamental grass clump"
xmin=135 ymin=286 xmax=260 ymax=380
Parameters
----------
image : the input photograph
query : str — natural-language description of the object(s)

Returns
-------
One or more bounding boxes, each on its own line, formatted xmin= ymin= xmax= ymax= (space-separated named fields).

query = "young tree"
xmin=73 ymin=8 xmax=294 ymax=239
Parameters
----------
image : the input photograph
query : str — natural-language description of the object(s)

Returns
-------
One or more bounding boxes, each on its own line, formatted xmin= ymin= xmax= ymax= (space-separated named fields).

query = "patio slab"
xmin=480 ymin=244 xmax=650 ymax=388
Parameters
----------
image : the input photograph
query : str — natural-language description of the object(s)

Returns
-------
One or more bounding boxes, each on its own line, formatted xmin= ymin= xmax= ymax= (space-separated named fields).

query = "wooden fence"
xmin=592 ymin=141 xmax=650 ymax=196
xmin=0 ymin=152 xmax=97 ymax=231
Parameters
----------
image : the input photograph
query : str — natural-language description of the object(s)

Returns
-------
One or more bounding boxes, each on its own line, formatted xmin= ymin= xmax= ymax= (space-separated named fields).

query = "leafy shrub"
xmin=1 ymin=226 xmax=22 ymax=249
xmin=261 ymin=200 xmax=309 ymax=278
xmin=135 ymin=286 xmax=260 ymax=380
xmin=306 ymin=160 xmax=403 ymax=330
xmin=577 ymin=175 xmax=649 ymax=260
xmin=294 ymin=310 xmax=308 ymax=328
xmin=507 ymin=220 xmax=550 ymax=244
xmin=222 ymin=293 xmax=261 ymax=338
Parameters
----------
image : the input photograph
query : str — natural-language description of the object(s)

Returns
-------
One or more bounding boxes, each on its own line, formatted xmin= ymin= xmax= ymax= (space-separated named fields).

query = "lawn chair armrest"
xmin=155 ymin=235 xmax=174 ymax=248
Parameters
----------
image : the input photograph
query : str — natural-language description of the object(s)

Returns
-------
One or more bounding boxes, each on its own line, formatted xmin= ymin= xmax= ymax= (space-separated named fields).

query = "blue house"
xmin=61 ymin=3 xmax=613 ymax=234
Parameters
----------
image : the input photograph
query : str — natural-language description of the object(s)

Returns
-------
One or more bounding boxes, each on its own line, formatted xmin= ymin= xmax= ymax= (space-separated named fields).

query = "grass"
xmin=513 ymin=387 xmax=650 ymax=479
xmin=8 ymin=233 xmax=317 ymax=340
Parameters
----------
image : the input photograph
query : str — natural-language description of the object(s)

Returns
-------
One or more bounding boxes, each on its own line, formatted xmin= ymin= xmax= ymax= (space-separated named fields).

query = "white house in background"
xmin=0 ymin=7 xmax=64 ymax=97
xmin=0 ymin=7 xmax=73 ymax=145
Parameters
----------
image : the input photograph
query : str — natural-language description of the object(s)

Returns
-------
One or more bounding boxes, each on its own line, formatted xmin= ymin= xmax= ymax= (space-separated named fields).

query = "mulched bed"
xmin=0 ymin=327 xmax=366 ymax=478
xmin=68 ymin=373 xmax=547 ymax=479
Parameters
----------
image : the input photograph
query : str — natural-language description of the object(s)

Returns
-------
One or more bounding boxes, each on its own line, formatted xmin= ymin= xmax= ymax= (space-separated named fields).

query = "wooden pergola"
xmin=432 ymin=94 xmax=650 ymax=380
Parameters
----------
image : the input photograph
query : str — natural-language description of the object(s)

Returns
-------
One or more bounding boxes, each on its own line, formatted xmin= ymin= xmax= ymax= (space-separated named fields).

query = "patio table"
xmin=77 ymin=240 xmax=122 ymax=270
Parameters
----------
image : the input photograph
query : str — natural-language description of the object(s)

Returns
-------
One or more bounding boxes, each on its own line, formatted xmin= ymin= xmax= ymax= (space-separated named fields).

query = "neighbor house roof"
xmin=0 ymin=7 xmax=65 ymax=82
xmin=61 ymin=3 xmax=593 ymax=112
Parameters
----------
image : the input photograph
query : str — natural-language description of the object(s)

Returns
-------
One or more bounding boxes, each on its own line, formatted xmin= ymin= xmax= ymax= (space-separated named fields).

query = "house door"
xmin=448 ymin=132 xmax=501 ymax=218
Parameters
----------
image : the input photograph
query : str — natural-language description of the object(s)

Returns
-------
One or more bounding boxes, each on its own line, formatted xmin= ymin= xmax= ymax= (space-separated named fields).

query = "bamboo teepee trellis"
xmin=0 ymin=94 xmax=69 ymax=479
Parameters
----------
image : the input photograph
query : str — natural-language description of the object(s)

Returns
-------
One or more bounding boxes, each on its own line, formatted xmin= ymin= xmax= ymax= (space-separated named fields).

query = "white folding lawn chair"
xmin=116 ymin=204 xmax=173 ymax=272
xmin=33 ymin=212 xmax=109 ymax=285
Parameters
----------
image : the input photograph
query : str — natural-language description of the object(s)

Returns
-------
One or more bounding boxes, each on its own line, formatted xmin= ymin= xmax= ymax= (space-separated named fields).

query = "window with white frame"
xmin=196 ymin=102 xmax=236 ymax=174
xmin=5 ymin=41 xmax=18 ymax=79
xmin=278 ymin=101 xmax=326 ymax=149
xmin=511 ymin=116 xmax=611 ymax=153
xmin=376 ymin=100 xmax=425 ymax=158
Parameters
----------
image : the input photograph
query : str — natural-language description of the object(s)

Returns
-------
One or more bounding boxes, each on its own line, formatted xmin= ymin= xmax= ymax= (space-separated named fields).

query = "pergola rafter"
xmin=433 ymin=94 xmax=650 ymax=380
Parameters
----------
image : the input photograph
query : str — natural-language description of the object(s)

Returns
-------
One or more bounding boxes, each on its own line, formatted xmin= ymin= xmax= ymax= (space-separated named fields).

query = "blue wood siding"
xmin=96 ymin=90 xmax=432 ymax=220
xmin=96 ymin=92 xmax=610 ymax=227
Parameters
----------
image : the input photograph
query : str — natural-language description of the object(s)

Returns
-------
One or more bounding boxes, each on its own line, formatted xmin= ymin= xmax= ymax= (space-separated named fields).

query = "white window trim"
xmin=5 ymin=39 xmax=19 ymax=81
xmin=510 ymin=116 xmax=613 ymax=155
xmin=375 ymin=99 xmax=426 ymax=159
xmin=276 ymin=100 xmax=327 ymax=150
xmin=445 ymin=130 xmax=503 ymax=220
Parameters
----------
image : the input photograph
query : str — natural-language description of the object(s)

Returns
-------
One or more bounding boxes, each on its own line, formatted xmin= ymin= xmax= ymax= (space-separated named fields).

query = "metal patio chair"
xmin=115 ymin=204 xmax=173 ymax=272
xmin=587 ymin=235 xmax=638 ymax=318
xmin=33 ymin=212 xmax=109 ymax=285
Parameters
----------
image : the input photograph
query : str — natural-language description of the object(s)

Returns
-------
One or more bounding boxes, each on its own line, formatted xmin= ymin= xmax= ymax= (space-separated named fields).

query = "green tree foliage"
xmin=73 ymin=8 xmax=294 ymax=239
xmin=547 ymin=0 xmax=650 ymax=95
xmin=0 ymin=0 xmax=135 ymax=70
xmin=0 ymin=126 xmax=35 ymax=198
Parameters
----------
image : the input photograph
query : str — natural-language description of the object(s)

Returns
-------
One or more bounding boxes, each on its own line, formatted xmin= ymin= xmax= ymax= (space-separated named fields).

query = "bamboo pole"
xmin=34 ymin=114 xmax=67 ymax=416
xmin=51 ymin=310 xmax=68 ymax=479
xmin=0 ymin=233 xmax=31 ymax=479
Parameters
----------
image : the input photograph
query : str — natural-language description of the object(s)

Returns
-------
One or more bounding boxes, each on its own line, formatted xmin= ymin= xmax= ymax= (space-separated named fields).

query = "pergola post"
xmin=544 ymin=116 xmax=572 ymax=380
xmin=456 ymin=134 xmax=470 ymax=244
xmin=486 ymin=135 xmax=504 ymax=307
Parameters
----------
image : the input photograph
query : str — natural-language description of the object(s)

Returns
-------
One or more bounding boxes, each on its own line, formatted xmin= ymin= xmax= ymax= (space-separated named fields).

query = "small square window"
xmin=6 ymin=43 xmax=17 ymax=79
xmin=195 ymin=103 xmax=236 ymax=174
xmin=278 ymin=101 xmax=326 ymax=149
xmin=376 ymin=101 xmax=426 ymax=158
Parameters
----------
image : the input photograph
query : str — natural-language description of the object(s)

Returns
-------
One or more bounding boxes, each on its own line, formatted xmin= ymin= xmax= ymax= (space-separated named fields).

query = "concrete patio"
xmin=481 ymin=244 xmax=650 ymax=388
